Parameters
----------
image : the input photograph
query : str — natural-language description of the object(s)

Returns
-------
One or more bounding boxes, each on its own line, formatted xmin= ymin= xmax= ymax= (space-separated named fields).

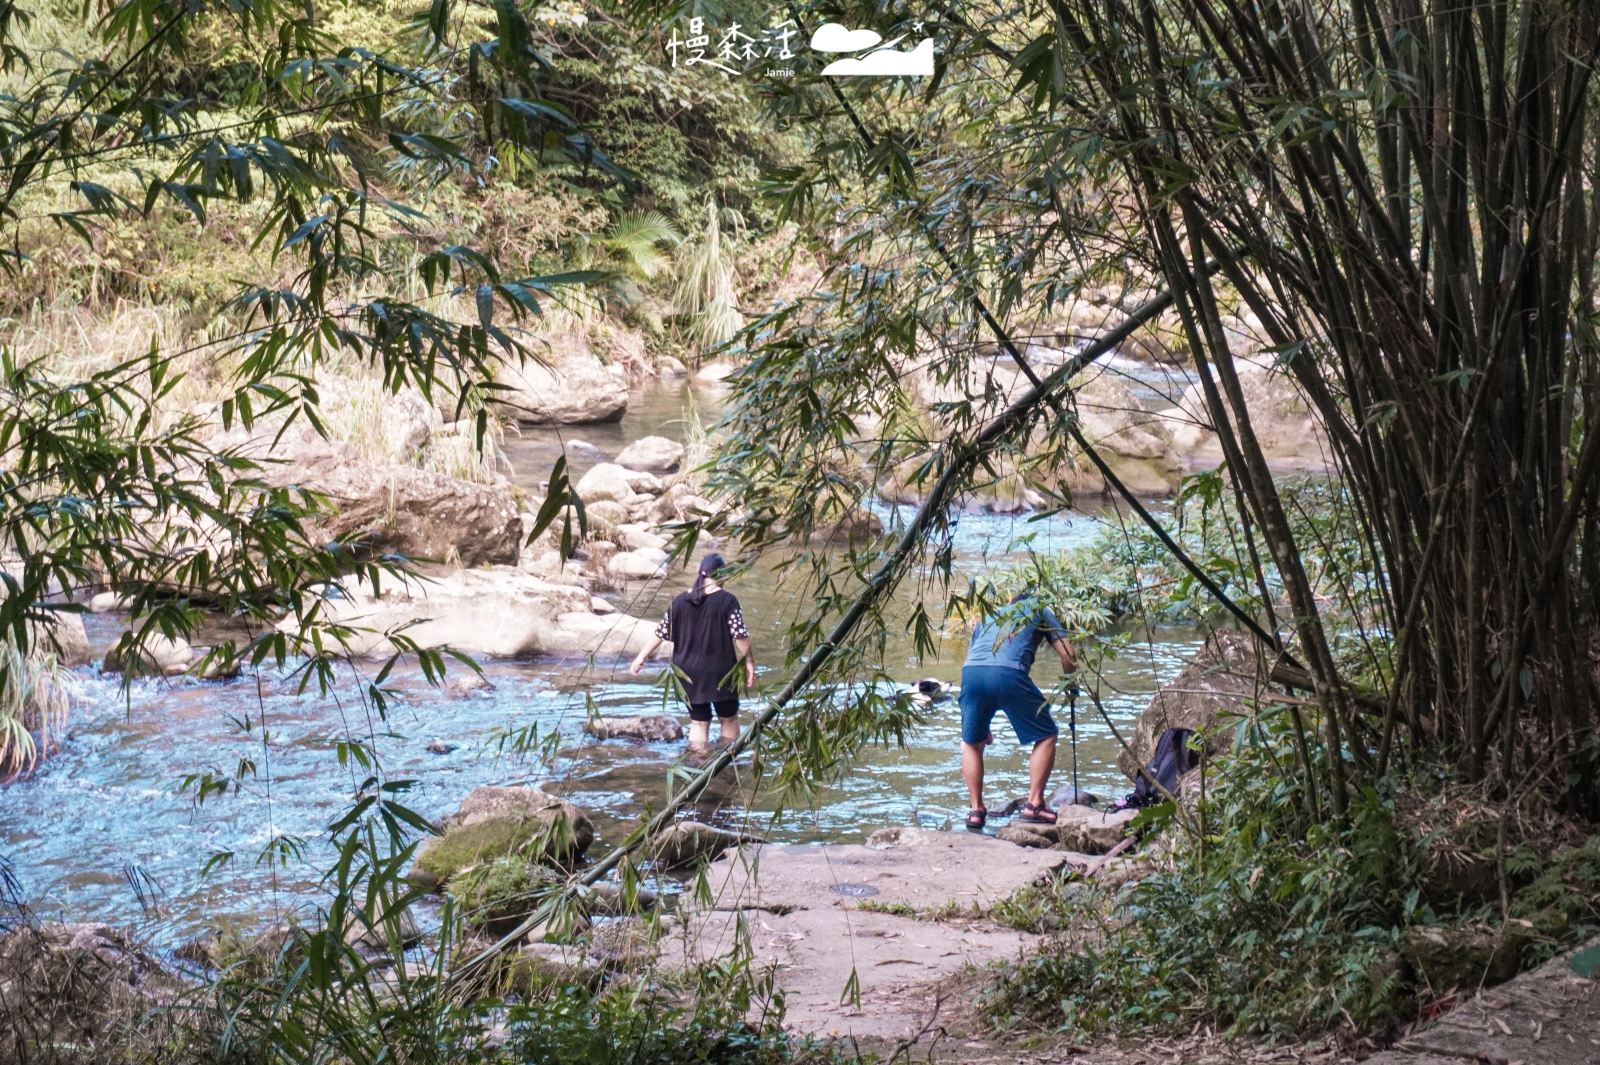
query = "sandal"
xmin=965 ymin=808 xmax=988 ymax=831
xmin=1015 ymin=800 xmax=1058 ymax=825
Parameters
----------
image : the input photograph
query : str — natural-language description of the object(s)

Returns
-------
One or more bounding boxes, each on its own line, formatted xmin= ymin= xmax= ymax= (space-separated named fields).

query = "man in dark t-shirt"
xmin=630 ymin=553 xmax=755 ymax=748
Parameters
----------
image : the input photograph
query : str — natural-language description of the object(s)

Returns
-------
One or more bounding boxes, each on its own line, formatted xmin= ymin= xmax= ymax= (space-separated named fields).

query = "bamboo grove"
xmin=1029 ymin=0 xmax=1600 ymax=810
xmin=698 ymin=0 xmax=1600 ymax=819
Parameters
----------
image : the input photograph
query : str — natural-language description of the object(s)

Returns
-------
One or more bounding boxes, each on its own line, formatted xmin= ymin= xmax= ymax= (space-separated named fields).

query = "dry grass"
xmin=0 ymin=640 xmax=72 ymax=781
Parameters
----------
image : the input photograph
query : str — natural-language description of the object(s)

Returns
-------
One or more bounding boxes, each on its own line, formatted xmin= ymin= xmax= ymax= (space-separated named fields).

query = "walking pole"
xmin=1067 ymin=681 xmax=1081 ymax=805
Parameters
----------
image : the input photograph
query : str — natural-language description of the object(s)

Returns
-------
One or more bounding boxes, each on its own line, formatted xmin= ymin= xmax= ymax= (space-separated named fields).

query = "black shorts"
xmin=688 ymin=698 xmax=739 ymax=722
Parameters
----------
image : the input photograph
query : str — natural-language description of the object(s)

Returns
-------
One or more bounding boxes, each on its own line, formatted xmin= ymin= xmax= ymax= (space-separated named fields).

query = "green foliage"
xmin=982 ymin=471 xmax=1389 ymax=679
xmin=985 ymin=732 xmax=1422 ymax=1039
xmin=508 ymin=957 xmax=799 ymax=1065
xmin=180 ymin=794 xmax=806 ymax=1065
xmin=1509 ymin=835 xmax=1600 ymax=960
xmin=448 ymin=855 xmax=561 ymax=935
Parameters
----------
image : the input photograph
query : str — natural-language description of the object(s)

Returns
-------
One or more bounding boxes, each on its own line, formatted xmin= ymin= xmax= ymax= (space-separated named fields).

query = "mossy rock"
xmin=408 ymin=786 xmax=594 ymax=889
xmin=449 ymin=856 xmax=568 ymax=939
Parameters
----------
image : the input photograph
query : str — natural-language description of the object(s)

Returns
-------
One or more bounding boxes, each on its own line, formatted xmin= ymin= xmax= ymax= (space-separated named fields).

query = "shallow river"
xmin=0 ymin=375 xmax=1200 ymax=951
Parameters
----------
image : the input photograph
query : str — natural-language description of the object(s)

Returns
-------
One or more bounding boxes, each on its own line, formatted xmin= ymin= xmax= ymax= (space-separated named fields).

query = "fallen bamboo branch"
xmin=448 ymin=278 xmax=1183 ymax=985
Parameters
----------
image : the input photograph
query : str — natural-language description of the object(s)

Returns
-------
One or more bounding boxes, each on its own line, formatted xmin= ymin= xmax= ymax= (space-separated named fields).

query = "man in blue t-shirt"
xmin=959 ymin=593 xmax=1077 ymax=830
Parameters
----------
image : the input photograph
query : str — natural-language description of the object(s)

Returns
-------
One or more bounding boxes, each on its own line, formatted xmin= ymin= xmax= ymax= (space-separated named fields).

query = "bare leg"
xmin=688 ymin=720 xmax=711 ymax=748
xmin=718 ymin=716 xmax=740 ymax=744
xmin=961 ymin=741 xmax=987 ymax=811
xmin=1027 ymin=736 xmax=1057 ymax=807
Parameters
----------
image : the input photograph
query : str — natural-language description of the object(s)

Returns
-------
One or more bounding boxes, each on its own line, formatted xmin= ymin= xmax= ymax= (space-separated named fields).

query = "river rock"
xmin=1057 ymin=805 xmax=1139 ymax=853
xmin=511 ymin=941 xmax=605 ymax=990
xmin=410 ymin=786 xmax=595 ymax=889
xmin=642 ymin=484 xmax=717 ymax=526
xmin=614 ymin=524 xmax=668 ymax=552
xmin=609 ymin=548 xmax=668 ymax=580
xmin=615 ymin=436 xmax=685 ymax=474
xmin=809 ymin=509 xmax=884 ymax=546
xmin=1402 ymin=923 xmax=1523 ymax=990
xmin=582 ymin=499 xmax=629 ymax=530
xmin=493 ymin=343 xmax=629 ymax=425
xmin=1118 ymin=628 xmax=1258 ymax=781
xmin=87 ymin=591 xmax=133 ymax=614
xmin=34 ymin=612 xmax=90 ymax=667
xmin=585 ymin=715 xmax=683 ymax=742
xmin=996 ymin=822 xmax=1060 ymax=849
xmin=277 ymin=568 xmax=667 ymax=659
xmin=697 ymin=361 xmax=739 ymax=383
xmin=658 ymin=356 xmax=689 ymax=378
xmin=449 ymin=673 xmax=493 ymax=695
xmin=214 ymin=426 xmax=522 ymax=567
xmin=101 ymin=632 xmax=193 ymax=675
xmin=1071 ymin=375 xmax=1184 ymax=496
xmin=581 ymin=882 xmax=659 ymax=917
xmin=908 ymin=358 xmax=1182 ymax=497
xmin=576 ymin=463 xmax=664 ymax=505
xmin=647 ymin=821 xmax=745 ymax=870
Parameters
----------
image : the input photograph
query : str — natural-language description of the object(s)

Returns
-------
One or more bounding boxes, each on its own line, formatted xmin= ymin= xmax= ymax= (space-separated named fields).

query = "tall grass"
xmin=674 ymin=200 xmax=744 ymax=351
xmin=315 ymin=366 xmax=510 ymax=484
xmin=0 ymin=640 xmax=70 ymax=780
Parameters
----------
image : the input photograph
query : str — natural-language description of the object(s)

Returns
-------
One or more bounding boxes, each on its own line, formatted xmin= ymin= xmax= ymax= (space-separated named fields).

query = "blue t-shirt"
xmin=963 ymin=602 xmax=1069 ymax=673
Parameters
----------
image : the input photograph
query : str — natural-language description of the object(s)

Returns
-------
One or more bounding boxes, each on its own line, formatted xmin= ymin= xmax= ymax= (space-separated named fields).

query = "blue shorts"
xmin=959 ymin=665 xmax=1058 ymax=746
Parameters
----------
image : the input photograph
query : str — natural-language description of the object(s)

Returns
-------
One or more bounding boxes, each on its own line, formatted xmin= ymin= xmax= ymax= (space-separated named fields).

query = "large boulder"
xmin=1070 ymin=375 xmax=1184 ymax=496
xmin=1118 ymin=629 xmax=1259 ymax=781
xmin=906 ymin=356 xmax=1182 ymax=497
xmin=410 ymin=786 xmax=595 ymax=889
xmin=615 ymin=436 xmax=685 ymax=475
xmin=1160 ymin=349 xmax=1329 ymax=470
xmin=276 ymin=568 xmax=668 ymax=659
xmin=214 ymin=426 xmax=522 ymax=567
xmin=493 ymin=336 xmax=629 ymax=425
xmin=615 ymin=524 xmax=668 ymax=552
xmin=34 ymin=612 xmax=90 ymax=667
xmin=608 ymin=548 xmax=668 ymax=580
xmin=101 ymin=632 xmax=194 ymax=675
xmin=1057 ymin=805 xmax=1140 ymax=853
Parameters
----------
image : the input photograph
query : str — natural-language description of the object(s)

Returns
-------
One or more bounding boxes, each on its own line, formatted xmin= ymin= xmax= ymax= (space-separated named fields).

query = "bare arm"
xmin=629 ymin=637 xmax=664 ymax=675
xmin=1052 ymin=636 xmax=1077 ymax=674
xmin=736 ymin=636 xmax=755 ymax=686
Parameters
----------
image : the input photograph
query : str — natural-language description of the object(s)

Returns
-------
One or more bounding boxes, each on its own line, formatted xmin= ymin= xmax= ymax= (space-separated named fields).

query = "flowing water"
xmin=0 ymin=373 xmax=1201 ymax=951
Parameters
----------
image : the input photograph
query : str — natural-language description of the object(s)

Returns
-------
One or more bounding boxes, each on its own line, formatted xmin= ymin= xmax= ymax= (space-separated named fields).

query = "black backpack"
xmin=1124 ymin=726 xmax=1198 ymax=808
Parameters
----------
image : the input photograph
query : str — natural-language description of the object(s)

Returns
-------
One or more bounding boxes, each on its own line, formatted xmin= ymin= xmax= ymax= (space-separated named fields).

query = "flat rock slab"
xmin=1367 ymin=937 xmax=1599 ymax=1065
xmin=650 ymin=830 xmax=1077 ymax=1042
xmin=703 ymin=830 xmax=1077 ymax=914
xmin=661 ymin=904 xmax=1037 ymax=1042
